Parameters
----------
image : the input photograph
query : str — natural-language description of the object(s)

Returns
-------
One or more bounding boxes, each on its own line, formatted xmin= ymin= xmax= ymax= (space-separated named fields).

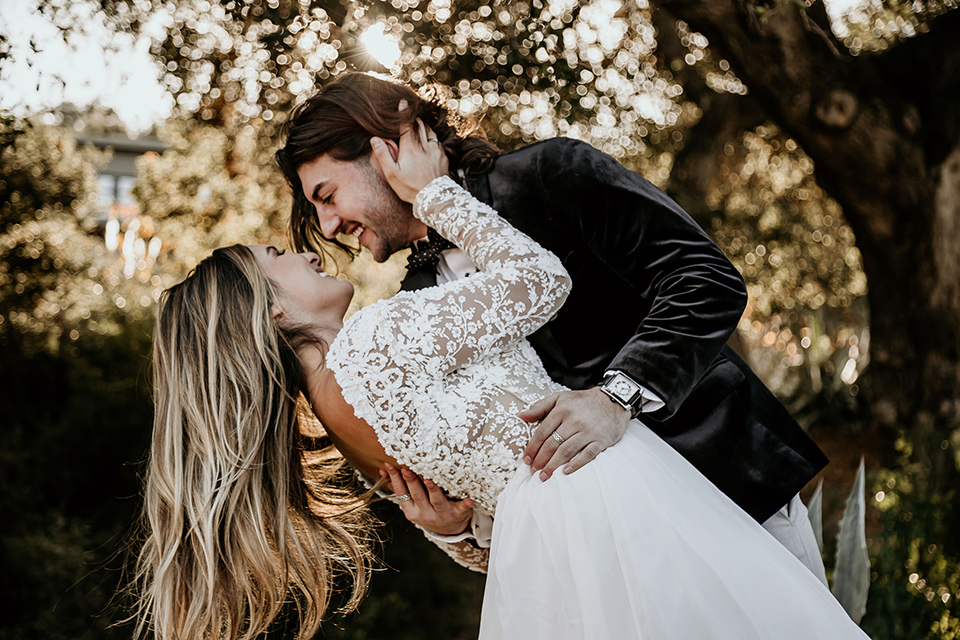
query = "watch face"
xmin=610 ymin=378 xmax=636 ymax=399
xmin=610 ymin=378 xmax=633 ymax=398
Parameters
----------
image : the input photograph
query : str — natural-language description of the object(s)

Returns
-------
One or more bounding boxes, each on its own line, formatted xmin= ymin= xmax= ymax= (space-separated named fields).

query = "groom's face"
xmin=297 ymin=153 xmax=426 ymax=263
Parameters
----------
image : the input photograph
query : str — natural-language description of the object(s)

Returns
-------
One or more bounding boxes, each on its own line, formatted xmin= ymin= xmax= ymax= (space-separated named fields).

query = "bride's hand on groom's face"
xmin=520 ymin=388 xmax=631 ymax=481
xmin=381 ymin=463 xmax=474 ymax=536
xmin=370 ymin=109 xmax=448 ymax=204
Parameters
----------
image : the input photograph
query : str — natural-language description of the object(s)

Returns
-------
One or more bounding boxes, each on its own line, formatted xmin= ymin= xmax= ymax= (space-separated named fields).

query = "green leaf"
xmin=808 ymin=478 xmax=824 ymax=553
xmin=831 ymin=457 xmax=870 ymax=624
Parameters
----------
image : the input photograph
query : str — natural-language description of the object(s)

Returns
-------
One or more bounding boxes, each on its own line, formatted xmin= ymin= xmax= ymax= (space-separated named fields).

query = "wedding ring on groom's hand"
xmin=552 ymin=431 xmax=565 ymax=446
xmin=427 ymin=137 xmax=438 ymax=143
xmin=396 ymin=494 xmax=411 ymax=503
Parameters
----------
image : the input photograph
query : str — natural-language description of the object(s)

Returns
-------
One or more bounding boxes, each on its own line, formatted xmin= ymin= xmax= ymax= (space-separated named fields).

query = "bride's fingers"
xmin=398 ymin=117 xmax=420 ymax=148
xmin=422 ymin=477 xmax=450 ymax=509
xmin=370 ymin=137 xmax=399 ymax=174
xmin=408 ymin=116 xmax=427 ymax=148
xmin=374 ymin=119 xmax=447 ymax=202
xmin=423 ymin=478 xmax=475 ymax=512
xmin=397 ymin=99 xmax=411 ymax=131
xmin=383 ymin=463 xmax=409 ymax=499
xmin=401 ymin=467 xmax=431 ymax=505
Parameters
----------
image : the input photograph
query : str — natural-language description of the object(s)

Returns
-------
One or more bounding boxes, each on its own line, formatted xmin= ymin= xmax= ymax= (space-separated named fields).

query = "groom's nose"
xmin=317 ymin=208 xmax=343 ymax=239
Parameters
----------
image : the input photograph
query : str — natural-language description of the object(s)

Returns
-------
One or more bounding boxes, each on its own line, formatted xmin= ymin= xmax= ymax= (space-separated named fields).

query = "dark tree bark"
xmin=655 ymin=1 xmax=960 ymax=466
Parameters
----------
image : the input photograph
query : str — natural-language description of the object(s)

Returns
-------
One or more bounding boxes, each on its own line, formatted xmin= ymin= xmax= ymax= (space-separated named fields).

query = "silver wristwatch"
xmin=599 ymin=371 xmax=646 ymax=417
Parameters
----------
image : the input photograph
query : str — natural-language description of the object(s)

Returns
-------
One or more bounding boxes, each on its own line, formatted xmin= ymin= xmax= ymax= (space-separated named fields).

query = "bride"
xmin=133 ymin=124 xmax=870 ymax=640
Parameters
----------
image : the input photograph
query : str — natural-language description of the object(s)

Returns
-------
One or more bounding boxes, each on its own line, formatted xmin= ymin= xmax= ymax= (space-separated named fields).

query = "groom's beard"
xmin=356 ymin=159 xmax=416 ymax=263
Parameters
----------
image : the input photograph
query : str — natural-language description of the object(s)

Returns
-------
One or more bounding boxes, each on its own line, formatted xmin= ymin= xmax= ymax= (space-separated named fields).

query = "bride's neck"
xmin=296 ymin=340 xmax=331 ymax=381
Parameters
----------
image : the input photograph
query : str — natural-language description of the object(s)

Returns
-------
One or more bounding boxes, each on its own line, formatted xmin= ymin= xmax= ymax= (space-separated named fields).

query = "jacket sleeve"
xmin=534 ymin=139 xmax=747 ymax=417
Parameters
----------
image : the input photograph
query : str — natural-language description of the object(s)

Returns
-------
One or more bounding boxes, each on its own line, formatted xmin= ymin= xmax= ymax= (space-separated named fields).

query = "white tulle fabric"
xmin=481 ymin=425 xmax=870 ymax=639
xmin=328 ymin=177 xmax=870 ymax=639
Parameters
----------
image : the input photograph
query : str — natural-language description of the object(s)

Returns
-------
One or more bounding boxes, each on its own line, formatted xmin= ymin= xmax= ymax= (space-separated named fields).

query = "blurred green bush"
xmin=861 ymin=435 xmax=960 ymax=640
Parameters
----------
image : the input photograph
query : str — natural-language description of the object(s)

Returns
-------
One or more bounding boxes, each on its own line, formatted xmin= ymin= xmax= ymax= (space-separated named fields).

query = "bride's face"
xmin=249 ymin=245 xmax=354 ymax=325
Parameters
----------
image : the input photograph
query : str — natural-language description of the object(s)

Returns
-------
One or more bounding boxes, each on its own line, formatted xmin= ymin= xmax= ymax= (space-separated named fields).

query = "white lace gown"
xmin=326 ymin=176 xmax=870 ymax=639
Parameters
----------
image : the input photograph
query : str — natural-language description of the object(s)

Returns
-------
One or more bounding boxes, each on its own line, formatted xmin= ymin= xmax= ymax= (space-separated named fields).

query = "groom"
xmin=277 ymin=73 xmax=829 ymax=581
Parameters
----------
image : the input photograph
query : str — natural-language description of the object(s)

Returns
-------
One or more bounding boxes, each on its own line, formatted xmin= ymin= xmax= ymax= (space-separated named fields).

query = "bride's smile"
xmin=249 ymin=244 xmax=353 ymax=328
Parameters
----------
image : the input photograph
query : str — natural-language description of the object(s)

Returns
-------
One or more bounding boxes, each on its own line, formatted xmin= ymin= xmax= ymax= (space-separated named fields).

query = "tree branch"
xmin=652 ymin=0 xmax=931 ymax=249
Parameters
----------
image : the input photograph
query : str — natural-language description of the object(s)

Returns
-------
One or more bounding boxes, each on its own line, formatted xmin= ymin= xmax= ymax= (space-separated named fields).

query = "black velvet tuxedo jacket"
xmin=401 ymin=137 xmax=827 ymax=523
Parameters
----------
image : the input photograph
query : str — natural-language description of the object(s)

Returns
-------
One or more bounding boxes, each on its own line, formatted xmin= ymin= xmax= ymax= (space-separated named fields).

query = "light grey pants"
xmin=762 ymin=492 xmax=829 ymax=586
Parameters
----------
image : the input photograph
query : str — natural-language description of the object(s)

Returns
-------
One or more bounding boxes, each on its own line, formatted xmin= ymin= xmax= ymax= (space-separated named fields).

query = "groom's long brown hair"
xmin=276 ymin=73 xmax=499 ymax=258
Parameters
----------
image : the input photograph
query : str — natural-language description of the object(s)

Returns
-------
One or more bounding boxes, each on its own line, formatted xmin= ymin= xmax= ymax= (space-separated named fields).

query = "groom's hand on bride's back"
xmin=520 ymin=388 xmax=631 ymax=481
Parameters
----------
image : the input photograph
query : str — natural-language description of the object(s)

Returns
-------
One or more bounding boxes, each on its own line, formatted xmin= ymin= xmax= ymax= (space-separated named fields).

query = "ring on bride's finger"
xmin=552 ymin=431 xmax=565 ymax=446
xmin=427 ymin=137 xmax=439 ymax=143
xmin=396 ymin=494 xmax=411 ymax=503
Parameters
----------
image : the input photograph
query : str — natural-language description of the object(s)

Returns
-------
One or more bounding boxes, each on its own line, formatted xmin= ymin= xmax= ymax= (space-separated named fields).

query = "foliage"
xmin=118 ymin=0 xmax=720 ymax=176
xmin=2 ymin=119 xmax=113 ymax=345
xmin=0 ymin=316 xmax=153 ymax=640
xmin=712 ymin=127 xmax=866 ymax=318
xmin=133 ymin=118 xmax=290 ymax=276
xmin=829 ymin=0 xmax=958 ymax=54
xmin=808 ymin=460 xmax=871 ymax=624
xmin=314 ymin=505 xmax=485 ymax=639
xmin=712 ymin=125 xmax=870 ymax=427
xmin=0 ymin=116 xmax=154 ymax=639
xmin=862 ymin=434 xmax=960 ymax=639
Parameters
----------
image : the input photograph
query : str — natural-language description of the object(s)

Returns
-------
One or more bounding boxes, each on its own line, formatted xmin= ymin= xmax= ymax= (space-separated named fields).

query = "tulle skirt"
xmin=479 ymin=422 xmax=870 ymax=639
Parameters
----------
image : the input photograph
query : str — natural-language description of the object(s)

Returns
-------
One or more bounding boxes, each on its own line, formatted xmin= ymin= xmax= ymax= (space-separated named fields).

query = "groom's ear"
xmin=384 ymin=138 xmax=399 ymax=162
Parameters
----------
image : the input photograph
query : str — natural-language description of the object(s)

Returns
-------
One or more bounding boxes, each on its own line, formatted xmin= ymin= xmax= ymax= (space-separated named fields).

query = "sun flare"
xmin=360 ymin=24 xmax=401 ymax=69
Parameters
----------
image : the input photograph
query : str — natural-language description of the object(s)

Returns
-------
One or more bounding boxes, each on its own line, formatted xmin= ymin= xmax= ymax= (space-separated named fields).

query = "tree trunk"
xmin=655 ymin=0 xmax=960 ymax=464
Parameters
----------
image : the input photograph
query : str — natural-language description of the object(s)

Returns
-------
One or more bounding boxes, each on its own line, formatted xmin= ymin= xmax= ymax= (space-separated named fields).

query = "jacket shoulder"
xmin=488 ymin=138 xmax=615 ymax=193
xmin=493 ymin=137 xmax=599 ymax=169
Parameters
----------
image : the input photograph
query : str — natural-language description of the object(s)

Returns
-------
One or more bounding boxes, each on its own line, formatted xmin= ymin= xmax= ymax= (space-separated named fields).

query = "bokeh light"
xmin=361 ymin=23 xmax=402 ymax=69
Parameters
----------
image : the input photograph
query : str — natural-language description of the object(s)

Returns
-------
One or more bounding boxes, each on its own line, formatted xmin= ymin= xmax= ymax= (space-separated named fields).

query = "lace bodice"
xmin=326 ymin=176 xmax=571 ymax=570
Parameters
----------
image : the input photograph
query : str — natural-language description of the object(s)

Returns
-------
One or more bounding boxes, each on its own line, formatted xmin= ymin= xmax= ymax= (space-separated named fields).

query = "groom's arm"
xmin=521 ymin=138 xmax=747 ymax=477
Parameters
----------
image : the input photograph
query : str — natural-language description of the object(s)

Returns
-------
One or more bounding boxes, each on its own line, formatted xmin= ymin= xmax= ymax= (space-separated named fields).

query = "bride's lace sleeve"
xmin=404 ymin=175 xmax=573 ymax=372
xmin=414 ymin=525 xmax=489 ymax=573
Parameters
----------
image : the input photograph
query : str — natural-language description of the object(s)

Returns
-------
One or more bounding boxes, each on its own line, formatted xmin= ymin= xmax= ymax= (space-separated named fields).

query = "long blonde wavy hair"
xmin=132 ymin=245 xmax=373 ymax=640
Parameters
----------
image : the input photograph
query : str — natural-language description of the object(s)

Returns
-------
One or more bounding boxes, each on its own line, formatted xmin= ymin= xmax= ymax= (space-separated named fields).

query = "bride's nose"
xmin=303 ymin=252 xmax=320 ymax=265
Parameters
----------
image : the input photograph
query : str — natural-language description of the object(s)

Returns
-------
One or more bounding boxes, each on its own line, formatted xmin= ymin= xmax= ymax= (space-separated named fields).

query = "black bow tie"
xmin=405 ymin=227 xmax=456 ymax=274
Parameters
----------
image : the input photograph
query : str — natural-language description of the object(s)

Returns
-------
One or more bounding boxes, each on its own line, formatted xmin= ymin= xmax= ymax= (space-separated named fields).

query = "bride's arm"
xmin=393 ymin=175 xmax=572 ymax=373
xmin=418 ymin=533 xmax=489 ymax=573
xmin=370 ymin=132 xmax=572 ymax=374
